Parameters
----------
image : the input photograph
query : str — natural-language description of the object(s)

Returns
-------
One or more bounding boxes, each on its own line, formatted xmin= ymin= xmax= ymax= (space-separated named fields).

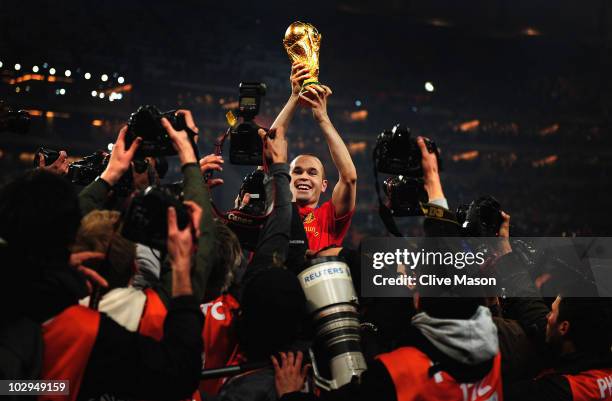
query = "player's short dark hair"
xmin=292 ymin=154 xmax=326 ymax=180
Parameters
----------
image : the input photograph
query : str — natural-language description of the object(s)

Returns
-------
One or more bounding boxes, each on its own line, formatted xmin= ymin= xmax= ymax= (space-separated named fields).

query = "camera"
xmin=456 ymin=195 xmax=503 ymax=237
xmin=229 ymin=82 xmax=267 ymax=165
xmin=121 ymin=186 xmax=190 ymax=250
xmin=33 ymin=147 xmax=60 ymax=168
xmin=374 ymin=124 xmax=438 ymax=176
xmin=67 ymin=151 xmax=133 ymax=195
xmin=237 ymin=168 xmax=267 ymax=216
xmin=298 ymin=257 xmax=367 ymax=390
xmin=374 ymin=124 xmax=440 ymax=220
xmin=383 ymin=175 xmax=428 ymax=217
xmin=211 ymin=168 xmax=271 ymax=251
xmin=126 ymin=105 xmax=197 ymax=157
xmin=0 ymin=100 xmax=30 ymax=134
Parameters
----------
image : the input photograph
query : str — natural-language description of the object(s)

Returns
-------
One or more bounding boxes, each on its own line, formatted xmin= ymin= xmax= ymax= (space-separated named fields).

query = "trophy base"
xmin=299 ymin=80 xmax=322 ymax=107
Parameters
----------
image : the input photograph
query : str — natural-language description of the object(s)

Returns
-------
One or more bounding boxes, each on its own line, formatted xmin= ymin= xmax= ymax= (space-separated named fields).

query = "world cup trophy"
xmin=283 ymin=21 xmax=321 ymax=90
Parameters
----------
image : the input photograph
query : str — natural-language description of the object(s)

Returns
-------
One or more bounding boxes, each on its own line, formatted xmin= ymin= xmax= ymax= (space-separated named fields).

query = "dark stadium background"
xmin=1 ymin=0 xmax=611 ymax=243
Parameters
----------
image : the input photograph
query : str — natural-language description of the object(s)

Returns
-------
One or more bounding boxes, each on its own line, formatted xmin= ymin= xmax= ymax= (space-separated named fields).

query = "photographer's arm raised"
xmin=417 ymin=136 xmax=446 ymax=209
xmin=300 ymin=85 xmax=357 ymax=217
xmin=161 ymin=111 xmax=217 ymax=302
xmin=244 ymin=127 xmax=292 ymax=280
xmin=78 ymin=127 xmax=141 ymax=216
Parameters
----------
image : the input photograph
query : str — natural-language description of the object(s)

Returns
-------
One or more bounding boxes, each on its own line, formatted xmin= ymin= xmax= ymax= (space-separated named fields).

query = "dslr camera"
xmin=237 ymin=168 xmax=267 ymax=216
xmin=125 ymin=105 xmax=197 ymax=157
xmin=67 ymin=151 xmax=133 ymax=195
xmin=33 ymin=147 xmax=60 ymax=167
xmin=122 ymin=186 xmax=190 ymax=250
xmin=456 ymin=195 xmax=503 ymax=237
xmin=211 ymin=168 xmax=271 ymax=251
xmin=229 ymin=82 xmax=267 ymax=165
xmin=0 ymin=100 xmax=30 ymax=134
xmin=374 ymin=124 xmax=440 ymax=217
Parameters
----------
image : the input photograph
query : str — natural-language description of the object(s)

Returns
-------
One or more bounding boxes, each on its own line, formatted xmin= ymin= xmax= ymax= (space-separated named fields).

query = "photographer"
xmin=0 ymin=169 xmax=203 ymax=400
xmin=215 ymin=126 xmax=308 ymax=401
xmin=271 ymin=63 xmax=357 ymax=252
xmin=506 ymin=296 xmax=612 ymax=401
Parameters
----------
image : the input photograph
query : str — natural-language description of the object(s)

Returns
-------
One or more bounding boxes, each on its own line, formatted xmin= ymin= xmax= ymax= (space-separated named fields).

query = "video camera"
xmin=125 ymin=105 xmax=197 ymax=157
xmin=0 ymin=100 xmax=30 ymax=134
xmin=229 ymin=82 xmax=267 ymax=165
xmin=121 ymin=185 xmax=190 ymax=250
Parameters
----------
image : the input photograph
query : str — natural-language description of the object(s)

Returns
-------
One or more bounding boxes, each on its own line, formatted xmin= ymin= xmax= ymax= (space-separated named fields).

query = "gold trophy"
xmin=283 ymin=21 xmax=321 ymax=90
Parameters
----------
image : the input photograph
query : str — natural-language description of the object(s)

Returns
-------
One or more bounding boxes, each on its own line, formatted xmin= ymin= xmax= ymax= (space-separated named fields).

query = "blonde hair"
xmin=73 ymin=210 xmax=136 ymax=288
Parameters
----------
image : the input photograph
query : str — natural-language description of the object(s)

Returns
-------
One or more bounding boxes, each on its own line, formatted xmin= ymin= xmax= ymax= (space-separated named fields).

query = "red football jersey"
xmin=298 ymin=200 xmax=354 ymax=252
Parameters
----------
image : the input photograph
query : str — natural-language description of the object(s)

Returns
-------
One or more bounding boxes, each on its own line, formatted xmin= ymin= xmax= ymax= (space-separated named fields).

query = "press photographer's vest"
xmin=40 ymin=305 xmax=100 ymax=401
xmin=563 ymin=369 xmax=612 ymax=401
xmin=377 ymin=347 xmax=502 ymax=401
xmin=199 ymin=293 xmax=243 ymax=396
xmin=138 ymin=288 xmax=202 ymax=401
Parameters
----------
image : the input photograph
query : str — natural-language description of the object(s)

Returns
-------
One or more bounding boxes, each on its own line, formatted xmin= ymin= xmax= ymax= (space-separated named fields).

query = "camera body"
xmin=237 ymin=168 xmax=267 ymax=216
xmin=33 ymin=147 xmax=60 ymax=167
xmin=383 ymin=175 xmax=429 ymax=217
xmin=374 ymin=124 xmax=438 ymax=176
xmin=67 ymin=151 xmax=133 ymax=195
xmin=374 ymin=124 xmax=440 ymax=217
xmin=0 ymin=101 xmax=30 ymax=134
xmin=456 ymin=195 xmax=503 ymax=237
xmin=121 ymin=186 xmax=190 ymax=250
xmin=229 ymin=82 xmax=267 ymax=165
xmin=126 ymin=105 xmax=196 ymax=157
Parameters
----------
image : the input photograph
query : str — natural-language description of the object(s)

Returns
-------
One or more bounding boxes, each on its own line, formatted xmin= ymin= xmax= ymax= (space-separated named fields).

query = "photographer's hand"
xmin=497 ymin=211 xmax=512 ymax=256
xmin=417 ymin=136 xmax=444 ymax=202
xmin=162 ymin=109 xmax=199 ymax=166
xmin=167 ymin=206 xmax=194 ymax=297
xmin=69 ymin=251 xmax=109 ymax=293
xmin=199 ymin=153 xmax=224 ymax=188
xmin=258 ymin=127 xmax=288 ymax=166
xmin=101 ymin=127 xmax=142 ymax=186
xmin=272 ymin=351 xmax=310 ymax=398
xmin=39 ymin=150 xmax=69 ymax=175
